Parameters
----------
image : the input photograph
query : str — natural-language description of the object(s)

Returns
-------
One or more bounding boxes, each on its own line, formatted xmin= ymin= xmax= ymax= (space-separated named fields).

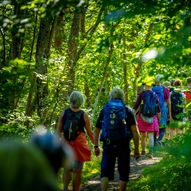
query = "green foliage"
xmin=0 ymin=59 xmax=33 ymax=114
xmin=0 ymin=108 xmax=39 ymax=138
xmin=0 ymin=0 xmax=191 ymax=160
xmin=82 ymin=152 xmax=102 ymax=184
xmin=127 ymin=124 xmax=191 ymax=191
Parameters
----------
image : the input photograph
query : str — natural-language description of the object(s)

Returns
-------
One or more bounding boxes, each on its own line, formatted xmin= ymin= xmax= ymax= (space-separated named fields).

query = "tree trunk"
xmin=84 ymin=69 xmax=91 ymax=107
xmin=133 ymin=22 xmax=154 ymax=101
xmin=30 ymin=11 xmax=38 ymax=61
xmin=66 ymin=8 xmax=81 ymax=95
xmin=10 ymin=2 xmax=23 ymax=60
xmin=92 ymin=28 xmax=114 ymax=118
xmin=54 ymin=15 xmax=64 ymax=49
xmin=123 ymin=34 xmax=128 ymax=105
xmin=25 ymin=12 xmax=38 ymax=121
xmin=80 ymin=6 xmax=91 ymax=107
xmin=66 ymin=6 xmax=104 ymax=96
xmin=0 ymin=28 xmax=6 ymax=68
xmin=35 ymin=17 xmax=55 ymax=120
xmin=8 ymin=2 xmax=26 ymax=108
xmin=15 ymin=12 xmax=38 ymax=110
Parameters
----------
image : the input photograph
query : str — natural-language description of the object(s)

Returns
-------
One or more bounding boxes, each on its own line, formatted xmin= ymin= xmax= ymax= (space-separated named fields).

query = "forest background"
xmin=0 ymin=0 xmax=191 ymax=189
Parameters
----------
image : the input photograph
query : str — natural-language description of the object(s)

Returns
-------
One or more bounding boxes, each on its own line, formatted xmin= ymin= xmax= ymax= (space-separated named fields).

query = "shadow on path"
xmin=80 ymin=155 xmax=162 ymax=191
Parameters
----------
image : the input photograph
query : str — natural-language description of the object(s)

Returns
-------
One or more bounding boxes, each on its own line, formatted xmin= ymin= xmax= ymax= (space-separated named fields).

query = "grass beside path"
xmin=80 ymin=155 xmax=162 ymax=191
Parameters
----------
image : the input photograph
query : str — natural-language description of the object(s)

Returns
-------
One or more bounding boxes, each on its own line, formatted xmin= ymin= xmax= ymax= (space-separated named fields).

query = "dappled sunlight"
xmin=142 ymin=48 xmax=158 ymax=62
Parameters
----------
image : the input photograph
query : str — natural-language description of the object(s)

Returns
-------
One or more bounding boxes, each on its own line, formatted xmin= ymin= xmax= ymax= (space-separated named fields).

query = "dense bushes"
xmin=127 ymin=123 xmax=191 ymax=191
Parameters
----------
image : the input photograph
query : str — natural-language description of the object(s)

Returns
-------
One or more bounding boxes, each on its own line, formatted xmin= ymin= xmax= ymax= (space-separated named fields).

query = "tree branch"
xmin=75 ymin=6 xmax=104 ymax=62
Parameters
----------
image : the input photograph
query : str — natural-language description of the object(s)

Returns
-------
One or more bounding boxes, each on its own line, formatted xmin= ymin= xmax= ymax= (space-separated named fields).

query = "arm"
xmin=157 ymin=112 xmax=161 ymax=122
xmin=182 ymin=92 xmax=186 ymax=107
xmin=130 ymin=124 xmax=140 ymax=159
xmin=84 ymin=112 xmax=94 ymax=144
xmin=166 ymin=98 xmax=172 ymax=121
xmin=133 ymin=92 xmax=143 ymax=111
xmin=94 ymin=127 xmax=101 ymax=157
xmin=164 ymin=87 xmax=172 ymax=121
xmin=156 ymin=96 xmax=161 ymax=121
xmin=93 ymin=110 xmax=103 ymax=157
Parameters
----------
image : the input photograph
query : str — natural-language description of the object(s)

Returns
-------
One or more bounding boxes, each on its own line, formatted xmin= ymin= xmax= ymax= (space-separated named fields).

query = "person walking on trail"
xmin=133 ymin=79 xmax=161 ymax=158
xmin=163 ymin=80 xmax=175 ymax=140
xmin=31 ymin=130 xmax=74 ymax=174
xmin=163 ymin=81 xmax=171 ymax=140
xmin=170 ymin=79 xmax=186 ymax=135
xmin=94 ymin=87 xmax=140 ymax=191
xmin=184 ymin=77 xmax=191 ymax=121
xmin=57 ymin=91 xmax=94 ymax=191
xmin=152 ymin=74 xmax=171 ymax=145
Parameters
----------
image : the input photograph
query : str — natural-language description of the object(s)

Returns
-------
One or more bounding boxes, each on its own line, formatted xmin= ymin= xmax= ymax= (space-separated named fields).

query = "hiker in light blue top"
xmin=152 ymin=74 xmax=171 ymax=145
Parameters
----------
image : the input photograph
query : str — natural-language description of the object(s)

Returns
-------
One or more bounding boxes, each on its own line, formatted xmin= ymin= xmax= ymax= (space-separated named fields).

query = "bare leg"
xmin=63 ymin=170 xmax=72 ymax=191
xmin=120 ymin=180 xmax=127 ymax=191
xmin=72 ymin=169 xmax=82 ymax=191
xmin=141 ymin=132 xmax=146 ymax=154
xmin=148 ymin=132 xmax=154 ymax=153
xmin=101 ymin=177 xmax=109 ymax=191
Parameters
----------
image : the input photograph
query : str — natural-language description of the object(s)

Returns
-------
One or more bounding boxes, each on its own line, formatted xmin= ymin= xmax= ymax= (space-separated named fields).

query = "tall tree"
xmin=65 ymin=4 xmax=104 ymax=95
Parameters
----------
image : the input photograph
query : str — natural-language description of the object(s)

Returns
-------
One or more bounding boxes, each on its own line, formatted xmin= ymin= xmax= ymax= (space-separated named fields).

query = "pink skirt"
xmin=137 ymin=113 xmax=159 ymax=135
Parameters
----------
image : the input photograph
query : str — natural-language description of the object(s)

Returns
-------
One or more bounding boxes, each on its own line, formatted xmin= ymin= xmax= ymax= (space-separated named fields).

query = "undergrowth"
xmin=127 ymin=122 xmax=191 ymax=191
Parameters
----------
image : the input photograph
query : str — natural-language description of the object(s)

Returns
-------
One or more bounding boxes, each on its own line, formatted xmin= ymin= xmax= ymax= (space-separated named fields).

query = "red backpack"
xmin=184 ymin=87 xmax=191 ymax=103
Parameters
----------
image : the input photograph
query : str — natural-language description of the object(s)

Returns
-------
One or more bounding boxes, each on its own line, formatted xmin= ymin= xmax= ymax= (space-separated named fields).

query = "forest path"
xmin=80 ymin=155 xmax=162 ymax=191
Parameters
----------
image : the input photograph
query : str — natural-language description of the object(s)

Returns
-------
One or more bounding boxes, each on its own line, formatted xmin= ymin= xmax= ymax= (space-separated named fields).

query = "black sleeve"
xmin=95 ymin=109 xmax=104 ymax=129
xmin=125 ymin=106 xmax=137 ymax=128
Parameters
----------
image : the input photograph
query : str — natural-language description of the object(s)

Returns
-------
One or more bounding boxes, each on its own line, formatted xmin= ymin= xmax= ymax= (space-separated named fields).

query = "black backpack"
xmin=62 ymin=109 xmax=85 ymax=141
xmin=141 ymin=91 xmax=157 ymax=117
xmin=171 ymin=90 xmax=184 ymax=120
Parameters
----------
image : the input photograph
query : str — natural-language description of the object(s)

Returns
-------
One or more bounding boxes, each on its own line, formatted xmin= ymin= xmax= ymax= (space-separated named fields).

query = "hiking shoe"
xmin=141 ymin=151 xmax=146 ymax=155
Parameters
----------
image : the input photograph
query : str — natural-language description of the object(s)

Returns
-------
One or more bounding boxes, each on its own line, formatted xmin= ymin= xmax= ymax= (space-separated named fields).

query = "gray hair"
xmin=164 ymin=81 xmax=170 ymax=87
xmin=154 ymin=74 xmax=164 ymax=84
xmin=109 ymin=87 xmax=124 ymax=101
xmin=69 ymin=91 xmax=84 ymax=108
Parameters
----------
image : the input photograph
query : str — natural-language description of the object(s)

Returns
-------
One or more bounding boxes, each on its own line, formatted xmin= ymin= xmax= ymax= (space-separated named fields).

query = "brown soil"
xmin=80 ymin=155 xmax=161 ymax=191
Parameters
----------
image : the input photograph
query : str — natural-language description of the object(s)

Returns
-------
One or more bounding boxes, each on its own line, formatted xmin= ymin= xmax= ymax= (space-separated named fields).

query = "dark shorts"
xmin=72 ymin=160 xmax=84 ymax=170
xmin=101 ymin=140 xmax=131 ymax=181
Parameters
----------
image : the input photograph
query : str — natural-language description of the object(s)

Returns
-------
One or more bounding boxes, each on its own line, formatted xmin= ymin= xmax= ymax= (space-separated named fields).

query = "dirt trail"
xmin=80 ymin=155 xmax=161 ymax=191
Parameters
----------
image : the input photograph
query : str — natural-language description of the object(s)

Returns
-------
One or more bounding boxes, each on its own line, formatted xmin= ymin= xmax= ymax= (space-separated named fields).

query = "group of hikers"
xmin=0 ymin=75 xmax=190 ymax=191
xmin=133 ymin=75 xmax=191 ymax=159
xmin=57 ymin=88 xmax=139 ymax=191
xmin=56 ymin=75 xmax=191 ymax=191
